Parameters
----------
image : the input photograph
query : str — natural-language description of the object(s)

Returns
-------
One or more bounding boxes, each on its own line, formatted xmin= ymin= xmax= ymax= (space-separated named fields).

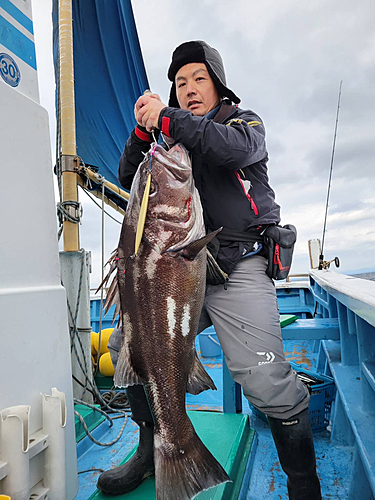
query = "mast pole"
xmin=58 ymin=0 xmax=93 ymax=403
xmin=319 ymin=80 xmax=343 ymax=269
xmin=59 ymin=0 xmax=79 ymax=251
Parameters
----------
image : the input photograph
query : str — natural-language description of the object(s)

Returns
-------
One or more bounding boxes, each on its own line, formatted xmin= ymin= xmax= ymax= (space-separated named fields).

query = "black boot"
xmin=268 ymin=408 xmax=322 ymax=500
xmin=97 ymin=385 xmax=155 ymax=495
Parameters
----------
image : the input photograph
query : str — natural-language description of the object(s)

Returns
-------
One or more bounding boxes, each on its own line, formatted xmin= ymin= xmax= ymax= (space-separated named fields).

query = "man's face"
xmin=175 ymin=62 xmax=221 ymax=116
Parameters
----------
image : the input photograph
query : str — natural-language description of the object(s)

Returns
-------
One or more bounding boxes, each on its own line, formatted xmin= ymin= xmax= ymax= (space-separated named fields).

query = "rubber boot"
xmin=97 ymin=385 xmax=155 ymax=495
xmin=268 ymin=408 xmax=322 ymax=500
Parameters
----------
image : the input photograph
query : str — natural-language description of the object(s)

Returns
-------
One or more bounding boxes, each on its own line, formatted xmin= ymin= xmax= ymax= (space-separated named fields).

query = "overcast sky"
xmin=32 ymin=0 xmax=375 ymax=287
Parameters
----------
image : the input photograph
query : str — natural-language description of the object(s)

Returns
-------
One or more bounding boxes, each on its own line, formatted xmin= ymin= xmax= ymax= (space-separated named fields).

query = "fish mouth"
xmin=153 ymin=145 xmax=191 ymax=182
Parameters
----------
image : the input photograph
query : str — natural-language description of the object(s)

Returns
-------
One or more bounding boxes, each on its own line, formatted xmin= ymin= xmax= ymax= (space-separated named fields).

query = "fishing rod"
xmin=319 ymin=80 xmax=343 ymax=270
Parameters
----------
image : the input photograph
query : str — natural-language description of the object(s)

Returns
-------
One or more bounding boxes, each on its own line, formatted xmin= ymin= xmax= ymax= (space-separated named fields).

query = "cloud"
xmin=32 ymin=0 xmax=375 ymax=279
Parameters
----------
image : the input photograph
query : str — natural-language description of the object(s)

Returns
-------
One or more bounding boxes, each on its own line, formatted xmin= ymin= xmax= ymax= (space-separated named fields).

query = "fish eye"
xmin=149 ymin=182 xmax=156 ymax=194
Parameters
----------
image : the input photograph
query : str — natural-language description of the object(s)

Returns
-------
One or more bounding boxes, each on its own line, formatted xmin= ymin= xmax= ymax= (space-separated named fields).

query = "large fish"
xmin=102 ymin=143 xmax=229 ymax=499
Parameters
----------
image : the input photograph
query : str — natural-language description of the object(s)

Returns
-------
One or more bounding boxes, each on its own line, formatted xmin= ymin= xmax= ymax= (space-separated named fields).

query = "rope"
xmin=57 ymin=200 xmax=82 ymax=224
xmin=78 ymin=468 xmax=105 ymax=475
xmin=72 ymin=374 xmax=96 ymax=397
xmin=68 ymin=293 xmax=129 ymax=446
xmin=65 ymin=251 xmax=88 ymax=399
xmin=65 ymin=272 xmax=128 ymax=411
xmin=74 ymin=408 xmax=128 ymax=447
xmin=81 ymin=187 xmax=122 ymax=224
xmin=101 ymin=390 xmax=130 ymax=409
xmin=55 ymin=27 xmax=64 ymax=238
xmin=62 ymin=247 xmax=128 ymax=446
xmin=55 ymin=30 xmax=62 ymax=202
xmin=94 ymin=179 xmax=106 ymax=378
xmin=74 ymin=398 xmax=114 ymax=427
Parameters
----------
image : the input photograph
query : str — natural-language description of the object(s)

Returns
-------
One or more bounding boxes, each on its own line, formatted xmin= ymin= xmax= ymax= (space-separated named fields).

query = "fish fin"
xmin=180 ymin=228 xmax=223 ymax=260
xmin=154 ymin=426 xmax=230 ymax=500
xmin=186 ymin=350 xmax=217 ymax=394
xmin=103 ymin=275 xmax=119 ymax=315
xmin=114 ymin=339 xmax=143 ymax=388
xmin=96 ymin=252 xmax=117 ymax=293
xmin=112 ymin=300 xmax=121 ymax=325
xmin=96 ymin=250 xmax=123 ymax=321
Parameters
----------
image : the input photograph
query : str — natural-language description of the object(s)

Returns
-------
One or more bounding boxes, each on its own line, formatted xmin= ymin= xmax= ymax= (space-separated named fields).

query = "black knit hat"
xmin=167 ymin=40 xmax=241 ymax=108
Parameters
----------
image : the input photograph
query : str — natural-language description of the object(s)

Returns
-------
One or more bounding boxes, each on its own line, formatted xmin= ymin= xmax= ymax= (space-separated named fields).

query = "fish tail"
xmin=154 ymin=427 xmax=230 ymax=500
xmin=186 ymin=349 xmax=217 ymax=395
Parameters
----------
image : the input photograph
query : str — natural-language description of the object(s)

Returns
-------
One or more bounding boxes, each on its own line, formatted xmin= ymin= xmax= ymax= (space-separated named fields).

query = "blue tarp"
xmin=52 ymin=0 xmax=149 ymax=199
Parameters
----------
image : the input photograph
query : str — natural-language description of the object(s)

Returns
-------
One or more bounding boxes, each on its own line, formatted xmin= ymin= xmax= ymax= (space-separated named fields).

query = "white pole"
xmin=0 ymin=406 xmax=30 ymax=500
xmin=42 ymin=388 xmax=67 ymax=499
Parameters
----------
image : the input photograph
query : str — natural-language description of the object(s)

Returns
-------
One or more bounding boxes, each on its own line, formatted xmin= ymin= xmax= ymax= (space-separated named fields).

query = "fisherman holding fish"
xmin=98 ymin=41 xmax=321 ymax=500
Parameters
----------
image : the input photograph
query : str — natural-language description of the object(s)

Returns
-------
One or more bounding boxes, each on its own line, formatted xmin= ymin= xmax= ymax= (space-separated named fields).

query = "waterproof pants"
xmin=199 ymin=255 xmax=309 ymax=419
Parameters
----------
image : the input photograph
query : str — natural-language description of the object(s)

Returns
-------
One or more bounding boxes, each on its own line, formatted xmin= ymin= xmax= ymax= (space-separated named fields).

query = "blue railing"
xmin=276 ymin=284 xmax=315 ymax=318
xmin=310 ymin=271 xmax=375 ymax=499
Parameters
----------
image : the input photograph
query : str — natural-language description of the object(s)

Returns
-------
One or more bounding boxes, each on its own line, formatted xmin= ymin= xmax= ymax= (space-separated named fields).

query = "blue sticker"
xmin=0 ymin=52 xmax=21 ymax=87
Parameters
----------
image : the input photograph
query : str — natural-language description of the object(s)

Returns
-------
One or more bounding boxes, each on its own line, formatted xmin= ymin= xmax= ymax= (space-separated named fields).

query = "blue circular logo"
xmin=0 ymin=53 xmax=21 ymax=87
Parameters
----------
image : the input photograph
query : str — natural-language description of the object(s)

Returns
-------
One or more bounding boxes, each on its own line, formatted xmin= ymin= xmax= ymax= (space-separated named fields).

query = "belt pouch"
xmin=264 ymin=224 xmax=297 ymax=280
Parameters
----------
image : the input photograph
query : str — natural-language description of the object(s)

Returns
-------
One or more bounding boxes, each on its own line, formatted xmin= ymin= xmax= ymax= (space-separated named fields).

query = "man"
xmin=98 ymin=41 xmax=321 ymax=499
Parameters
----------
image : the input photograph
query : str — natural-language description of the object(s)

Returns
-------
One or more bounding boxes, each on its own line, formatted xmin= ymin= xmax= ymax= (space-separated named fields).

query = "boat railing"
xmin=275 ymin=274 xmax=314 ymax=319
xmin=285 ymin=273 xmax=310 ymax=282
xmin=309 ymin=269 xmax=375 ymax=499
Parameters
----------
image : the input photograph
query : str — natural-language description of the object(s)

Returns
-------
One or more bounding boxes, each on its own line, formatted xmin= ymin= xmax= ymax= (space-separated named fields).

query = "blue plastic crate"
xmin=90 ymin=297 xmax=118 ymax=333
xmin=198 ymin=326 xmax=222 ymax=357
xmin=290 ymin=362 xmax=336 ymax=432
xmin=251 ymin=362 xmax=336 ymax=433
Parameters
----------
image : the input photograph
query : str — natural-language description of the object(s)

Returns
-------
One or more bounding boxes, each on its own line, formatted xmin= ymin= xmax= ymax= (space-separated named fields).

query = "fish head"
xmin=134 ymin=143 xmax=205 ymax=253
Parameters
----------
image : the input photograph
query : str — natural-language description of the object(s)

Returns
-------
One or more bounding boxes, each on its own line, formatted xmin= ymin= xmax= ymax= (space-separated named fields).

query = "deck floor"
xmin=76 ymin=339 xmax=353 ymax=499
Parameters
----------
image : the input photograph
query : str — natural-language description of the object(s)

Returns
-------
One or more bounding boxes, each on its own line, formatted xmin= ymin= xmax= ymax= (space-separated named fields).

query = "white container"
xmin=0 ymin=62 xmax=78 ymax=499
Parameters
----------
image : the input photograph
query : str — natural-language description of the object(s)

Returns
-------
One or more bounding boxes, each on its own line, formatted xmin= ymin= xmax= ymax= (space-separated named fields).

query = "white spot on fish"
xmin=146 ymin=251 xmax=162 ymax=279
xmin=154 ymin=433 xmax=163 ymax=449
xmin=179 ymin=449 xmax=185 ymax=454
xmin=167 ymin=297 xmax=176 ymax=338
xmin=181 ymin=304 xmax=190 ymax=337
xmin=153 ymin=204 xmax=179 ymax=216
xmin=148 ymin=382 xmax=169 ymax=443
xmin=122 ymin=313 xmax=132 ymax=341
xmin=159 ymin=229 xmax=173 ymax=242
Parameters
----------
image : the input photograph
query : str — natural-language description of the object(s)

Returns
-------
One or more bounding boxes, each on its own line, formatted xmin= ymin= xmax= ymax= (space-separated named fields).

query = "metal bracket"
xmin=65 ymin=203 xmax=81 ymax=220
xmin=60 ymin=155 xmax=79 ymax=173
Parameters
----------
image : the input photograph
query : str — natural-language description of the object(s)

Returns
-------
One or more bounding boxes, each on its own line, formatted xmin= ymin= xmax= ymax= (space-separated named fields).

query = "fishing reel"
xmin=318 ymin=256 xmax=340 ymax=270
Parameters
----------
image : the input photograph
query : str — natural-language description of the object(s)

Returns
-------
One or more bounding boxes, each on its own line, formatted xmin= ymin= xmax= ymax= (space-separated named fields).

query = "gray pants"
xmin=108 ymin=255 xmax=309 ymax=420
xmin=198 ymin=255 xmax=309 ymax=419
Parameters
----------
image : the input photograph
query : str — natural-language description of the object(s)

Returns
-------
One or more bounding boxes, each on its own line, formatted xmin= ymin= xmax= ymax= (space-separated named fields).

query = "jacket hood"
xmin=167 ymin=40 xmax=241 ymax=108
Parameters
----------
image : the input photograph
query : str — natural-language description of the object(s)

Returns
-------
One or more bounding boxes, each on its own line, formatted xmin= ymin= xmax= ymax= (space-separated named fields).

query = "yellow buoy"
xmin=99 ymin=351 xmax=115 ymax=377
xmin=93 ymin=328 xmax=114 ymax=356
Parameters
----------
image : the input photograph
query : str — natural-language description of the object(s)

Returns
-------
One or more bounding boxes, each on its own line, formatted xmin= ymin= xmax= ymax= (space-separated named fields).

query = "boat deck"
xmin=76 ymin=338 xmax=353 ymax=499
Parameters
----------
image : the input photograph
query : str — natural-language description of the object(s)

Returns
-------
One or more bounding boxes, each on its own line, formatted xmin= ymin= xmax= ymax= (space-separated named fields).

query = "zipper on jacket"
xmin=234 ymin=171 xmax=259 ymax=216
